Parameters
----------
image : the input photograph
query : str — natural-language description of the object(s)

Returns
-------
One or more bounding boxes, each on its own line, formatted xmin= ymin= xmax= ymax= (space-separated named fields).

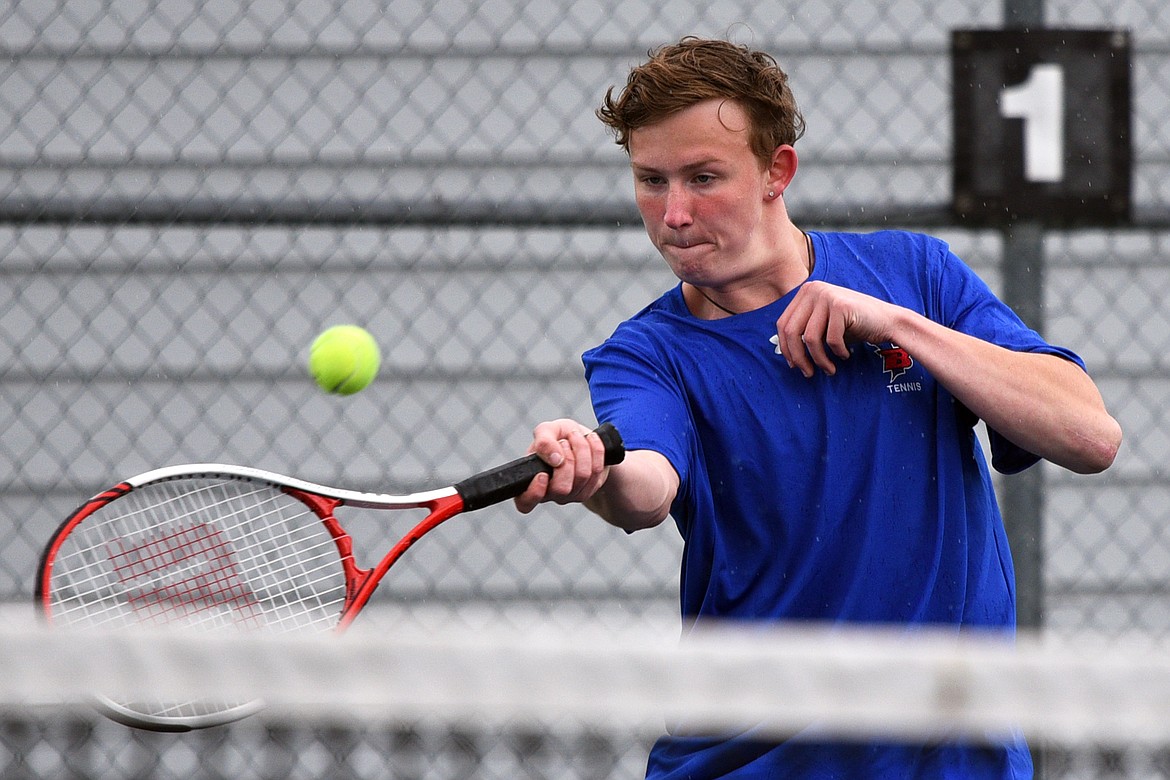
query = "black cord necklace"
xmin=695 ymin=287 xmax=738 ymax=316
xmin=696 ymin=231 xmax=815 ymax=317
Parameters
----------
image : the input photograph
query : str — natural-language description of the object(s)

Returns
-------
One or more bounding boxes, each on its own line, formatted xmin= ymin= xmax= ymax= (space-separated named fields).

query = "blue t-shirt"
xmin=582 ymin=231 xmax=1076 ymax=778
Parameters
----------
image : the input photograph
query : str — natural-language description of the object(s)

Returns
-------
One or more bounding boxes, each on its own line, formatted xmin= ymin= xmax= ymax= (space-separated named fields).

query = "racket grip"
xmin=455 ymin=423 xmax=625 ymax=512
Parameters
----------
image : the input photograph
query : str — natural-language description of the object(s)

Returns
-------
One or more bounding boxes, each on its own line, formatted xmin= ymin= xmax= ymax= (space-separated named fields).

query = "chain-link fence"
xmin=2 ymin=0 xmax=1168 ymax=777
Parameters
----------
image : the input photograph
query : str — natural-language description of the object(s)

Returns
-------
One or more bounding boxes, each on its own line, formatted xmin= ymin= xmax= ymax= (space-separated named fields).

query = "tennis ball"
xmin=308 ymin=325 xmax=381 ymax=395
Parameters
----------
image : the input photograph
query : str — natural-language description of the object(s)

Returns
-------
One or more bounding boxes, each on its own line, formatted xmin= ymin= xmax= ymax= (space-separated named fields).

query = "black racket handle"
xmin=455 ymin=423 xmax=625 ymax=512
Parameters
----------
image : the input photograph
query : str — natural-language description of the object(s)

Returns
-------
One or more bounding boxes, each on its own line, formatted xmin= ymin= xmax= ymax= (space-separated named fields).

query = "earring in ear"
xmin=768 ymin=191 xmax=775 ymax=198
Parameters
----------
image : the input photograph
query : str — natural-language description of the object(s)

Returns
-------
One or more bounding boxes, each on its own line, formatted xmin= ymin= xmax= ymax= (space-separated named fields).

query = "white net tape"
xmin=4 ymin=609 xmax=1169 ymax=748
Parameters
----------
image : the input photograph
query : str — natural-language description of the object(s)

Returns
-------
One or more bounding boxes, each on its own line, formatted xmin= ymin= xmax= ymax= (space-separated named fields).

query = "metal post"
xmin=1004 ymin=0 xmax=1045 ymax=29
xmin=1000 ymin=0 xmax=1046 ymax=633
xmin=998 ymin=221 xmax=1046 ymax=634
xmin=1001 ymin=5 xmax=1046 ymax=778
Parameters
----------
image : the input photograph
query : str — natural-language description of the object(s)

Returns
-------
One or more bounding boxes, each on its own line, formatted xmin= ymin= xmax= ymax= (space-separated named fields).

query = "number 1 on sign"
xmin=1000 ymin=64 xmax=1064 ymax=183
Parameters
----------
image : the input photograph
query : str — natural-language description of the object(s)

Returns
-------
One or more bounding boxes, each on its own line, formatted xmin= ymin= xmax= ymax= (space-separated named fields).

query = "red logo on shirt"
xmin=874 ymin=344 xmax=914 ymax=382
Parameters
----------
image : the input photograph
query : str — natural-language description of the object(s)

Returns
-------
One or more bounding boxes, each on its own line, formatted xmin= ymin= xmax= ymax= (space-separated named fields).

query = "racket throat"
xmin=337 ymin=493 xmax=466 ymax=632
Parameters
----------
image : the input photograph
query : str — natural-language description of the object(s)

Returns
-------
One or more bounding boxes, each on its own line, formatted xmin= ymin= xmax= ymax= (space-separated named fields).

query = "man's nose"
xmin=663 ymin=186 xmax=693 ymax=229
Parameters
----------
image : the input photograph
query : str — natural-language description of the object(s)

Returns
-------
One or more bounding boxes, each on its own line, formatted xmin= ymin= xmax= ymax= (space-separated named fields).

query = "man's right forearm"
xmin=585 ymin=449 xmax=679 ymax=531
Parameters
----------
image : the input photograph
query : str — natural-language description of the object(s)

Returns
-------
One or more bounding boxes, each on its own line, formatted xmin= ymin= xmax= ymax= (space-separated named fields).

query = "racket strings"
xmin=49 ymin=477 xmax=348 ymax=635
xmin=105 ymin=520 xmax=265 ymax=629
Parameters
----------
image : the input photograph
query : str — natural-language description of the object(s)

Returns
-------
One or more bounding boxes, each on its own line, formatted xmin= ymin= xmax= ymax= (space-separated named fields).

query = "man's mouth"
xmin=666 ymin=236 xmax=706 ymax=250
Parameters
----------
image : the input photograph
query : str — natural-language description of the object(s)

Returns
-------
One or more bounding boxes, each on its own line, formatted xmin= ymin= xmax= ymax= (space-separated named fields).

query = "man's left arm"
xmin=885 ymin=313 xmax=1120 ymax=474
xmin=775 ymin=280 xmax=1122 ymax=474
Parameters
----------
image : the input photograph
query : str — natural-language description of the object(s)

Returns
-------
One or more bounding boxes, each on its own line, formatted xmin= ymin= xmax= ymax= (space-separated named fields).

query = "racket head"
xmin=37 ymin=466 xmax=359 ymax=731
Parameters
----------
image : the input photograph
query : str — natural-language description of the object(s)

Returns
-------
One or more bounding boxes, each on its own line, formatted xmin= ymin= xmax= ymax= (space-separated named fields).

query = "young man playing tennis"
xmin=515 ymin=37 xmax=1121 ymax=779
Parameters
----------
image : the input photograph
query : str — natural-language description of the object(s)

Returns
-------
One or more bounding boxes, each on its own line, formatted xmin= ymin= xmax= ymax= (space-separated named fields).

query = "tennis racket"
xmin=36 ymin=423 xmax=624 ymax=731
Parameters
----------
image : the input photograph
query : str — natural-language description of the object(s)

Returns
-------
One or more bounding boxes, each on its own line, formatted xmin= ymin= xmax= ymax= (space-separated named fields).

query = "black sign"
xmin=952 ymin=29 xmax=1131 ymax=225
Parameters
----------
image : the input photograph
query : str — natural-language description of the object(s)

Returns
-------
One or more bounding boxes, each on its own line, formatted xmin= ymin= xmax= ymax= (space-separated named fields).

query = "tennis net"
xmin=3 ymin=606 xmax=1170 ymax=778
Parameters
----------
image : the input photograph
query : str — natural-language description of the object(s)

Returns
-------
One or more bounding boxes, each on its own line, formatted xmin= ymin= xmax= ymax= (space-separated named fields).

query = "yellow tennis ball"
xmin=308 ymin=325 xmax=381 ymax=395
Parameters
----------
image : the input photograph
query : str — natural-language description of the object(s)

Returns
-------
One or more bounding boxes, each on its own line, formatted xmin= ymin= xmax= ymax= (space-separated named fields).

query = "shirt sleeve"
xmin=930 ymin=239 xmax=1087 ymax=474
xmin=581 ymin=323 xmax=694 ymax=490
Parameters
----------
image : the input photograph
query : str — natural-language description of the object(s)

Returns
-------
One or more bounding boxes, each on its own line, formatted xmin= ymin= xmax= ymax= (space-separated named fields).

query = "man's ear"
xmin=766 ymin=144 xmax=799 ymax=197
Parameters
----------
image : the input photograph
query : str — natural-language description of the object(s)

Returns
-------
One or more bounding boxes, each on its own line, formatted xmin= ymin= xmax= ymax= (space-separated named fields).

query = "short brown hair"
xmin=596 ymin=37 xmax=805 ymax=164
